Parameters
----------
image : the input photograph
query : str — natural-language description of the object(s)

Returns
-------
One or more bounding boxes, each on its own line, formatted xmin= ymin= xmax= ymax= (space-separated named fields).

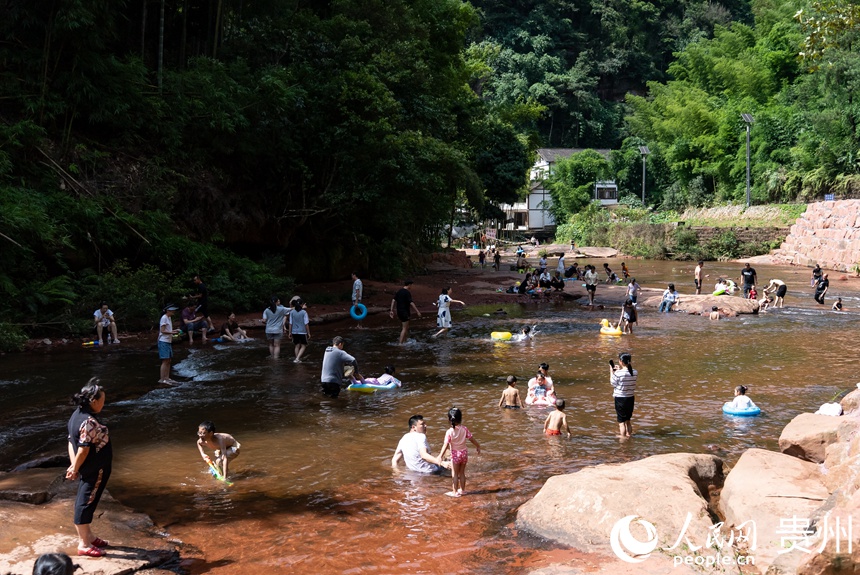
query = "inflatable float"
xmin=599 ymin=319 xmax=623 ymax=336
xmin=722 ymin=402 xmax=761 ymax=417
xmin=347 ymin=376 xmax=402 ymax=393
xmin=350 ymin=303 xmax=368 ymax=320
xmin=491 ymin=331 xmax=512 ymax=341
xmin=526 ymin=395 xmax=555 ymax=407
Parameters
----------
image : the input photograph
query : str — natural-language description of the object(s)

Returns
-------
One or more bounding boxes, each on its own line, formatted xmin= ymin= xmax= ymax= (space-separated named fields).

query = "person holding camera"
xmin=609 ymin=353 xmax=637 ymax=439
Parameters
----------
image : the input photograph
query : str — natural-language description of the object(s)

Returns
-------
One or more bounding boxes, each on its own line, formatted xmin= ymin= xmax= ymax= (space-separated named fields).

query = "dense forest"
xmin=1 ymin=0 xmax=858 ymax=345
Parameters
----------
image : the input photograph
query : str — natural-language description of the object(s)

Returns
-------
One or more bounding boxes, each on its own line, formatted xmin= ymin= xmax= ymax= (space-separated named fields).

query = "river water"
xmin=2 ymin=260 xmax=858 ymax=574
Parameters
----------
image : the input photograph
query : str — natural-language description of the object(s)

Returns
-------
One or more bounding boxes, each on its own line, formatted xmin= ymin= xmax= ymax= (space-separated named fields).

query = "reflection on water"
xmin=2 ymin=260 xmax=859 ymax=574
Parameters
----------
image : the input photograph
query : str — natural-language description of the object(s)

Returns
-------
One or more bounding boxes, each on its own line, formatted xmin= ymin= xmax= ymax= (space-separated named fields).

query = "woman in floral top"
xmin=66 ymin=378 xmax=113 ymax=557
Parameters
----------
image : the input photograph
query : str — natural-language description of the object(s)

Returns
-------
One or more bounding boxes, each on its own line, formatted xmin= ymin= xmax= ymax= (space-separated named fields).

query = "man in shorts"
xmin=390 ymin=280 xmax=421 ymax=344
xmin=392 ymin=415 xmax=450 ymax=473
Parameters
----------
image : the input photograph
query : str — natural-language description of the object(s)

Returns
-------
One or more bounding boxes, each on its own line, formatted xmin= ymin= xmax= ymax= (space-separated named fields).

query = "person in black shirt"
xmin=192 ymin=275 xmax=212 ymax=332
xmin=740 ymin=263 xmax=757 ymax=298
xmin=66 ymin=379 xmax=112 ymax=557
xmin=814 ymin=273 xmax=830 ymax=304
xmin=390 ymin=280 xmax=421 ymax=344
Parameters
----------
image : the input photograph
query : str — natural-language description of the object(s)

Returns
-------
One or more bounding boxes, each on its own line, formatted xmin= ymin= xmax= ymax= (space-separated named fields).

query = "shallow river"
xmin=2 ymin=260 xmax=858 ymax=574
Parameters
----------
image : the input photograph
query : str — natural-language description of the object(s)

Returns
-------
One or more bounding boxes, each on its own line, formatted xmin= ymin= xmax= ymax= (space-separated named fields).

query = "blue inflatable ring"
xmin=722 ymin=402 xmax=761 ymax=417
xmin=350 ymin=303 xmax=368 ymax=320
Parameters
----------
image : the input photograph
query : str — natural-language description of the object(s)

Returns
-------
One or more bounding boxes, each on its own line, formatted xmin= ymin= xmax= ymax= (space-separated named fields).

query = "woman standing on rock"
xmin=610 ymin=353 xmax=637 ymax=439
xmin=66 ymin=378 xmax=113 ymax=557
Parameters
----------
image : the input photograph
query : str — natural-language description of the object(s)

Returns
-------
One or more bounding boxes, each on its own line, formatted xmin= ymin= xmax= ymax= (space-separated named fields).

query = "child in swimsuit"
xmin=499 ymin=375 xmax=524 ymax=408
xmin=437 ymin=407 xmax=481 ymax=497
xmin=197 ymin=421 xmax=241 ymax=479
xmin=544 ymin=399 xmax=571 ymax=438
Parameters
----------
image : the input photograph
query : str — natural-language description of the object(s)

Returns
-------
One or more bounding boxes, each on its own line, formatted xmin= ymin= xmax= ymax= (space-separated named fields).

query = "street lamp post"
xmin=638 ymin=146 xmax=650 ymax=205
xmin=742 ymin=114 xmax=754 ymax=208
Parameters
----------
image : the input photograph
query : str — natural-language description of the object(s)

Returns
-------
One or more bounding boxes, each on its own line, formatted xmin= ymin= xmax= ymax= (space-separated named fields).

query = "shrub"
xmin=671 ymin=227 xmax=701 ymax=259
xmin=706 ymin=230 xmax=740 ymax=259
xmin=609 ymin=223 xmax=668 ymax=259
xmin=0 ymin=323 xmax=28 ymax=352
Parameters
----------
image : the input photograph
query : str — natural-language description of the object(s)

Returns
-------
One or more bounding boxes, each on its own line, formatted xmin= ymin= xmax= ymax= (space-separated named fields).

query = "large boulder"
xmin=779 ymin=413 xmax=846 ymax=463
xmin=639 ymin=293 xmax=759 ymax=315
xmin=840 ymin=387 xmax=860 ymax=415
xmin=574 ymin=246 xmax=618 ymax=258
xmin=517 ymin=453 xmax=724 ymax=562
xmin=718 ymin=448 xmax=829 ymax=573
xmin=795 ymin=488 xmax=860 ymax=575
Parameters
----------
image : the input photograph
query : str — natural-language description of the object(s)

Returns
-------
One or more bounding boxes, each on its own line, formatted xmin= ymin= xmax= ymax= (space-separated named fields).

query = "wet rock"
xmin=11 ymin=453 xmax=68 ymax=472
xmin=718 ymin=448 xmax=828 ymax=573
xmin=779 ymin=413 xmax=846 ymax=463
xmin=0 ymin=482 xmax=177 ymax=575
xmin=0 ymin=468 xmax=64 ymax=505
xmin=640 ymin=293 xmax=759 ymax=315
xmin=516 ymin=453 xmax=724 ymax=563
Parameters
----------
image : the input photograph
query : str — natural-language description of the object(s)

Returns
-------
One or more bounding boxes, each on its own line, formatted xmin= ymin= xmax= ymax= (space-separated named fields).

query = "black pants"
xmin=74 ymin=465 xmax=111 ymax=524
xmin=814 ymin=291 xmax=826 ymax=304
xmin=322 ymin=381 xmax=341 ymax=398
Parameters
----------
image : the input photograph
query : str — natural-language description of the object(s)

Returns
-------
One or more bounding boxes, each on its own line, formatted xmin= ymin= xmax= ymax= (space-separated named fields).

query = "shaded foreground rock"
xmin=0 ymin=471 xmax=176 ymax=575
xmin=0 ymin=468 xmax=64 ymax=505
xmin=517 ymin=453 xmax=725 ymax=569
xmin=779 ymin=413 xmax=850 ymax=464
xmin=718 ymin=448 xmax=829 ymax=573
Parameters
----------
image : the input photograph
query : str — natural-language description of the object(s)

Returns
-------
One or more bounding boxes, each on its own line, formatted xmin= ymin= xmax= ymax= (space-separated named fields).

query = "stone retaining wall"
xmin=773 ymin=200 xmax=860 ymax=271
xmin=690 ymin=226 xmax=789 ymax=245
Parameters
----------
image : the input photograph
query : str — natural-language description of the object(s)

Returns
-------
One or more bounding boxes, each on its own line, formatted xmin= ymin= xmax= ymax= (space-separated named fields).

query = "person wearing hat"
xmin=158 ymin=304 xmax=181 ymax=384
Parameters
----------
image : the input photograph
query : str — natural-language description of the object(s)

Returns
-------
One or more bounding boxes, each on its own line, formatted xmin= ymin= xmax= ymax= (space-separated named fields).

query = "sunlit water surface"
xmin=2 ymin=260 xmax=858 ymax=574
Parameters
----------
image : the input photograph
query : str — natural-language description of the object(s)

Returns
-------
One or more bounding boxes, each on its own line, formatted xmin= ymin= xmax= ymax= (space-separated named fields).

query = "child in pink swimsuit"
xmin=438 ymin=407 xmax=481 ymax=497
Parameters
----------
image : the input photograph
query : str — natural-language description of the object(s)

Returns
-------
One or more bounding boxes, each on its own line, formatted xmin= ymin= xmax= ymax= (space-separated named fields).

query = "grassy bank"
xmin=555 ymin=202 xmax=806 ymax=261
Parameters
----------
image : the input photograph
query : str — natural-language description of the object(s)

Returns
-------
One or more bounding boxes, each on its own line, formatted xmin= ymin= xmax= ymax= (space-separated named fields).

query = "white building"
xmin=500 ymin=148 xmax=615 ymax=232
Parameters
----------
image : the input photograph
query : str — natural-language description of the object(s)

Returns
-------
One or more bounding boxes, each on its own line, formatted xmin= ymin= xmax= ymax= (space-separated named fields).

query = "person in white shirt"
xmin=93 ymin=302 xmax=120 ymax=345
xmin=658 ymin=283 xmax=680 ymax=312
xmin=351 ymin=272 xmax=366 ymax=329
xmin=728 ymin=385 xmax=757 ymax=410
xmin=392 ymin=415 xmax=450 ymax=474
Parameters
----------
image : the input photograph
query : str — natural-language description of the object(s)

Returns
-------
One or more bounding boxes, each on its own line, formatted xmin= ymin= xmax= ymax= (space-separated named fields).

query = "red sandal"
xmin=77 ymin=546 xmax=105 ymax=557
xmin=91 ymin=537 xmax=109 ymax=548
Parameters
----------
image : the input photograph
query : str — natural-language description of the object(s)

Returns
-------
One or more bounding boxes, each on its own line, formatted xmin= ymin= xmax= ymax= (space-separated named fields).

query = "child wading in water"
xmin=544 ymin=399 xmax=571 ymax=438
xmin=438 ymin=407 xmax=481 ymax=497
xmin=499 ymin=375 xmax=524 ymax=408
xmin=197 ymin=421 xmax=241 ymax=479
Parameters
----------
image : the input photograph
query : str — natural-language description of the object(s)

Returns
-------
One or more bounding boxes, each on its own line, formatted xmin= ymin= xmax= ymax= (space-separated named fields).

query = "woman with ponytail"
xmin=262 ymin=296 xmax=289 ymax=359
xmin=66 ymin=378 xmax=113 ymax=557
xmin=609 ymin=353 xmax=637 ymax=438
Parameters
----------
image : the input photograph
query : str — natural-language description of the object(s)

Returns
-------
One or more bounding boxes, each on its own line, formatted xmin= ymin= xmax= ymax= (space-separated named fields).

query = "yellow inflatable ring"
xmin=599 ymin=319 xmax=622 ymax=336
xmin=491 ymin=331 xmax=512 ymax=341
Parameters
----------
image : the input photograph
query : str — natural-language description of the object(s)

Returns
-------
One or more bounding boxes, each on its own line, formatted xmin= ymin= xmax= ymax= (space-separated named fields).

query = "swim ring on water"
xmin=350 ymin=303 xmax=368 ymax=320
xmin=722 ymin=402 xmax=761 ymax=417
xmin=599 ymin=319 xmax=623 ymax=336
xmin=713 ymin=288 xmax=727 ymax=296
xmin=347 ymin=377 xmax=401 ymax=393
xmin=526 ymin=396 xmax=555 ymax=407
xmin=491 ymin=331 xmax=513 ymax=341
